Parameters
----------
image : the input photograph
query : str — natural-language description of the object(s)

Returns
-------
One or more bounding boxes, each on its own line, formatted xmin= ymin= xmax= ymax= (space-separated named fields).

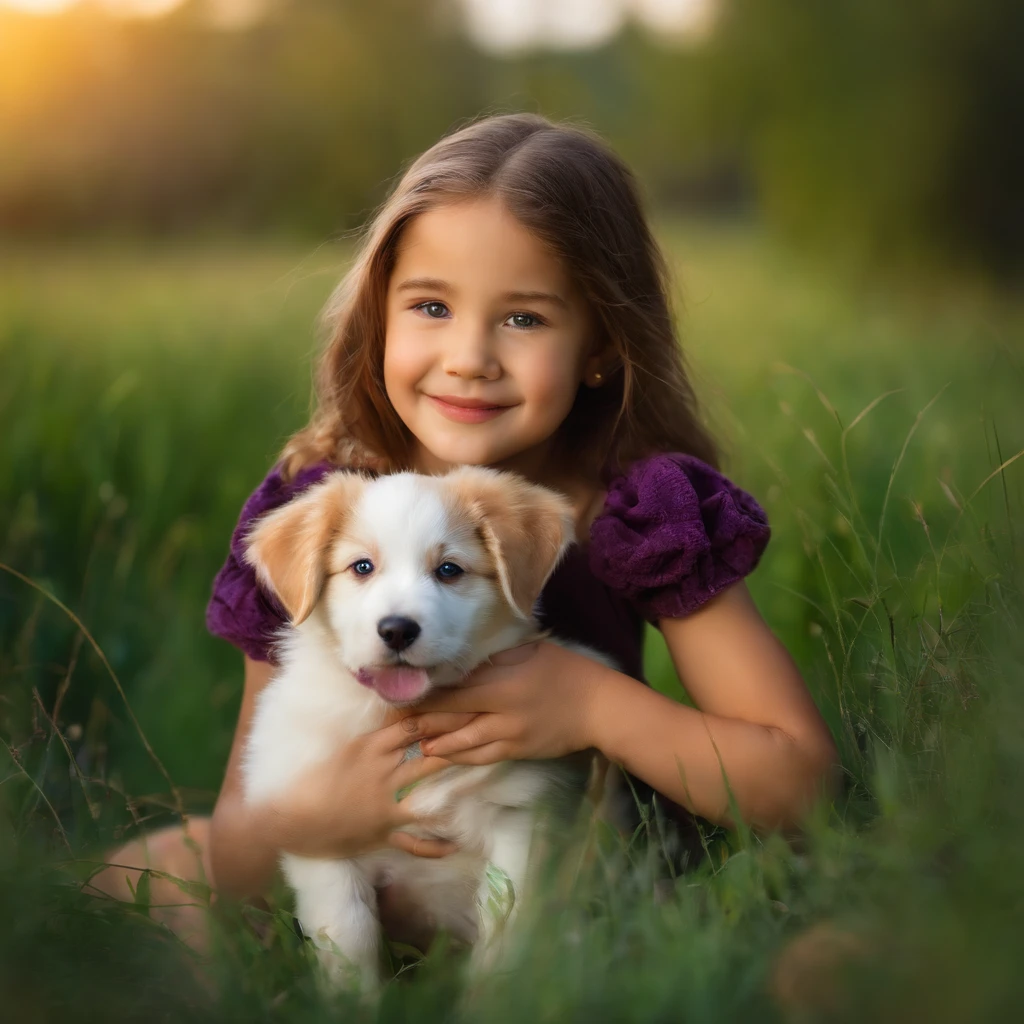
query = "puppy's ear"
xmin=244 ymin=472 xmax=365 ymax=625
xmin=446 ymin=467 xmax=575 ymax=619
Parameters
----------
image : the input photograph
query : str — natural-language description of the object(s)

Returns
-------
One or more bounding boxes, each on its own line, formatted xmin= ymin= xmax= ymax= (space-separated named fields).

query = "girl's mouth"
xmin=427 ymin=394 xmax=513 ymax=424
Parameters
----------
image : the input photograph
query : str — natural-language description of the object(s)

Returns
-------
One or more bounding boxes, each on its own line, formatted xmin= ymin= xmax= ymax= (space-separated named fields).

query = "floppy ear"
xmin=446 ymin=467 xmax=576 ymax=619
xmin=243 ymin=472 xmax=366 ymax=625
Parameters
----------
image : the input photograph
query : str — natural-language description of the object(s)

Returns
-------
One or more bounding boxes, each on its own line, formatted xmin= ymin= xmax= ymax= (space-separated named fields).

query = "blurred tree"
xmin=707 ymin=0 xmax=1024 ymax=277
xmin=0 ymin=0 xmax=490 ymax=234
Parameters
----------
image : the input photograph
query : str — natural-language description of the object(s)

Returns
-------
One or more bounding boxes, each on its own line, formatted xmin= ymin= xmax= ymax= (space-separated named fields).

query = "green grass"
xmin=1 ymin=224 xmax=1022 ymax=1021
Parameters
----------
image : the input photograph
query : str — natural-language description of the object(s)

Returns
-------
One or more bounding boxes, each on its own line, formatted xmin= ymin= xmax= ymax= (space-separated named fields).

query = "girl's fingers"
xmin=400 ymin=711 xmax=481 ymax=743
xmin=392 ymin=754 xmax=453 ymax=790
xmin=372 ymin=712 xmax=460 ymax=753
xmin=372 ymin=713 xmax=475 ymax=754
xmin=418 ymin=715 xmax=500 ymax=757
xmin=387 ymin=831 xmax=458 ymax=859
xmin=426 ymin=741 xmax=510 ymax=767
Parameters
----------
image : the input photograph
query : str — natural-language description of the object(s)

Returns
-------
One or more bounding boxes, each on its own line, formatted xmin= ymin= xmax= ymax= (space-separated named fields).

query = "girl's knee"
xmin=87 ymin=818 xmax=215 ymax=954
xmin=89 ymin=817 xmax=213 ymax=902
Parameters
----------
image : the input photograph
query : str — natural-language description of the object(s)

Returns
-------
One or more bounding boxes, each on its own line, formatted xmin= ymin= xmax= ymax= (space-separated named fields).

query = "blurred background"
xmin=2 ymin=0 xmax=1022 ymax=275
xmin=1 ymin=2 xmax=1023 ymax=1020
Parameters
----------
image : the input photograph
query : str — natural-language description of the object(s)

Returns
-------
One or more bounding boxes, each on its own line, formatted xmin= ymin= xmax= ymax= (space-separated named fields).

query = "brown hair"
xmin=280 ymin=113 xmax=718 ymax=482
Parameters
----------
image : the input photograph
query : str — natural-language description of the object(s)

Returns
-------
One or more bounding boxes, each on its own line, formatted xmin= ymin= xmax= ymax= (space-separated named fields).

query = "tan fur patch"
xmin=441 ymin=467 xmax=575 ymax=619
xmin=244 ymin=472 xmax=367 ymax=624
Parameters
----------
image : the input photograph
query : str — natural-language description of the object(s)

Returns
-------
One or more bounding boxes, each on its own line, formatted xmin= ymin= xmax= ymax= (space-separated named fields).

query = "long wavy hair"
xmin=280 ymin=113 xmax=718 ymax=481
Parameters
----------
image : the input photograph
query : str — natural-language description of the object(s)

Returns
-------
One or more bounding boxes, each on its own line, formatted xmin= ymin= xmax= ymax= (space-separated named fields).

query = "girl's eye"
xmin=435 ymin=561 xmax=464 ymax=580
xmin=506 ymin=312 xmax=542 ymax=329
xmin=351 ymin=559 xmax=375 ymax=576
xmin=416 ymin=301 xmax=450 ymax=319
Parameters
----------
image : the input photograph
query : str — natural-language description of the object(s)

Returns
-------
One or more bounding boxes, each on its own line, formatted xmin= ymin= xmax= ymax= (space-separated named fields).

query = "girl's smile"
xmin=383 ymin=196 xmax=605 ymax=476
xmin=426 ymin=394 xmax=516 ymax=424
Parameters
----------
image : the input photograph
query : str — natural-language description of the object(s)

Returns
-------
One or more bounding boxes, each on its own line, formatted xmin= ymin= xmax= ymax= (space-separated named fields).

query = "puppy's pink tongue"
xmin=356 ymin=666 xmax=429 ymax=704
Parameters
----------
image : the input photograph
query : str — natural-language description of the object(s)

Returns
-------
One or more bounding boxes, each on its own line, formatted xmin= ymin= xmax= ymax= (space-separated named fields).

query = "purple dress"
xmin=206 ymin=454 xmax=770 ymax=855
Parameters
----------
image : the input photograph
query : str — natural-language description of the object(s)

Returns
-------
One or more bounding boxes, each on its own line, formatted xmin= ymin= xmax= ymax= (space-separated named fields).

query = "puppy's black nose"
xmin=377 ymin=616 xmax=421 ymax=652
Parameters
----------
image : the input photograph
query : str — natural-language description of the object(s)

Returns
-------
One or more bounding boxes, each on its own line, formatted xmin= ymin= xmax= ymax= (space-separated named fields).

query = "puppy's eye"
xmin=435 ymin=561 xmax=464 ymax=581
xmin=351 ymin=559 xmax=375 ymax=576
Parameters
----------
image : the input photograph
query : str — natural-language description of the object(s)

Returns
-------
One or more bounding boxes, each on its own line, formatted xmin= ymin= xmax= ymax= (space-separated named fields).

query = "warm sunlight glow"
xmin=461 ymin=0 xmax=715 ymax=52
xmin=103 ymin=0 xmax=187 ymax=15
xmin=1 ymin=0 xmax=184 ymax=16
xmin=2 ymin=0 xmax=714 ymax=40
xmin=2 ymin=0 xmax=76 ymax=12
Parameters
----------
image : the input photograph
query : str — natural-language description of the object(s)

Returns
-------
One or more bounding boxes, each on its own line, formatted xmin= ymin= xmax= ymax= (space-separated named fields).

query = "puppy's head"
xmin=244 ymin=467 xmax=574 ymax=706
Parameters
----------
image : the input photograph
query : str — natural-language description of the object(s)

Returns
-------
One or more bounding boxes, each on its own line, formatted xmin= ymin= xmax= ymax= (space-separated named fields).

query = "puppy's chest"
xmin=400 ymin=756 xmax=511 ymax=819
xmin=401 ymin=755 xmax=575 ymax=851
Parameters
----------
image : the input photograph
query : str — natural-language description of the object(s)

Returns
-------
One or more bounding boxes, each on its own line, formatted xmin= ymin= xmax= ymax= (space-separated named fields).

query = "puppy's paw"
xmin=311 ymin=933 xmax=381 ymax=998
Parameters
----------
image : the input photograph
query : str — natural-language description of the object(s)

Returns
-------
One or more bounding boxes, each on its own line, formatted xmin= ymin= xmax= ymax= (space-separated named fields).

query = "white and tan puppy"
xmin=241 ymin=466 xmax=597 ymax=990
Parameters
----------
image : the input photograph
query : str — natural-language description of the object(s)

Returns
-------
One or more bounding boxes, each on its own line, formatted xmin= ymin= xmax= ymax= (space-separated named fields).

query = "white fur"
xmin=242 ymin=469 xmax=606 ymax=990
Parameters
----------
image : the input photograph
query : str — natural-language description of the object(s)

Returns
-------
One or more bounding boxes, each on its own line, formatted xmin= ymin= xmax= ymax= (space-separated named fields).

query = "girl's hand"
xmin=403 ymin=642 xmax=607 ymax=765
xmin=268 ymin=715 xmax=475 ymax=860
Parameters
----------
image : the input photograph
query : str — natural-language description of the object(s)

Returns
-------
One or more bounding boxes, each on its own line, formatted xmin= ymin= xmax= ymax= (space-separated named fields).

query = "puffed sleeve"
xmin=589 ymin=453 xmax=771 ymax=623
xmin=205 ymin=461 xmax=332 ymax=662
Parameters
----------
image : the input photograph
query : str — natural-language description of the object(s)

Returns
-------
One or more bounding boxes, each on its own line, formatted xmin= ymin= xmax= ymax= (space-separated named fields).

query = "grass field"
xmin=1 ymin=224 xmax=1022 ymax=1021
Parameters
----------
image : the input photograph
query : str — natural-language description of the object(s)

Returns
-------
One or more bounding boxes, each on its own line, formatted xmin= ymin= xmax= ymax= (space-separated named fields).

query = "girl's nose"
xmin=442 ymin=322 xmax=501 ymax=380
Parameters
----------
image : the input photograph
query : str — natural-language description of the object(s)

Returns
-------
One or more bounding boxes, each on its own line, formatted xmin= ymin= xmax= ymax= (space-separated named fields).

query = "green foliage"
xmin=709 ymin=0 xmax=1024 ymax=277
xmin=1 ymin=225 xmax=1023 ymax=1018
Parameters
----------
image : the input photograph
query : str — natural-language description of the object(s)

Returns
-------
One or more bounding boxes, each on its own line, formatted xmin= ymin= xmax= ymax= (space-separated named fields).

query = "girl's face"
xmin=384 ymin=197 xmax=603 ymax=477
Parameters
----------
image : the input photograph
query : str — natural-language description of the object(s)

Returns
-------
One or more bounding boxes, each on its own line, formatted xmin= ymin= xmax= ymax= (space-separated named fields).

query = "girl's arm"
xmin=208 ymin=656 xmax=280 ymax=898
xmin=210 ymin=656 xmax=463 ymax=901
xmin=412 ymin=584 xmax=839 ymax=831
xmin=592 ymin=584 xmax=840 ymax=829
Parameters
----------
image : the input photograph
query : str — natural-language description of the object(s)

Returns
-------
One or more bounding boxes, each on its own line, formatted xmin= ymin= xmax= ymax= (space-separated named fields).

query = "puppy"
xmin=241 ymin=466 xmax=603 ymax=990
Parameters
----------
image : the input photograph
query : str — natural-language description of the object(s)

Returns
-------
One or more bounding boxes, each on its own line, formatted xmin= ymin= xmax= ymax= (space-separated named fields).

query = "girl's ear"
xmin=244 ymin=473 xmax=366 ymax=625
xmin=445 ymin=467 xmax=575 ymax=619
xmin=581 ymin=339 xmax=618 ymax=388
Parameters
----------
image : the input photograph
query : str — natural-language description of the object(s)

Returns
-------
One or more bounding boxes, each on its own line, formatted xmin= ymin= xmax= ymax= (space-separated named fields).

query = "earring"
xmin=591 ymin=371 xmax=603 ymax=385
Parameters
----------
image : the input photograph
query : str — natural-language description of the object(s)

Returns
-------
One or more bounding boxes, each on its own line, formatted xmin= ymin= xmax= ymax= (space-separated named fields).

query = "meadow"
xmin=1 ymin=224 xmax=1022 ymax=1021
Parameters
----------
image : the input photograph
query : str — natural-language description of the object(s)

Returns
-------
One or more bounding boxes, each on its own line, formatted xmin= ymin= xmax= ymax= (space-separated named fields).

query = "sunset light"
xmin=2 ymin=0 xmax=712 ymax=36
xmin=1 ymin=0 xmax=183 ymax=15
xmin=3 ymin=0 xmax=76 ymax=12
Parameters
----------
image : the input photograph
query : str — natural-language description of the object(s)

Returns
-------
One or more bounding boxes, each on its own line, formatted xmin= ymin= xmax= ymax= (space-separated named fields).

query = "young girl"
xmin=96 ymin=113 xmax=838 ymax=947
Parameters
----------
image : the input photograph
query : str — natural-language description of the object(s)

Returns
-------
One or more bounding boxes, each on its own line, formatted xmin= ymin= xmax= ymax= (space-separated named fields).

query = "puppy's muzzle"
xmin=377 ymin=616 xmax=421 ymax=652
